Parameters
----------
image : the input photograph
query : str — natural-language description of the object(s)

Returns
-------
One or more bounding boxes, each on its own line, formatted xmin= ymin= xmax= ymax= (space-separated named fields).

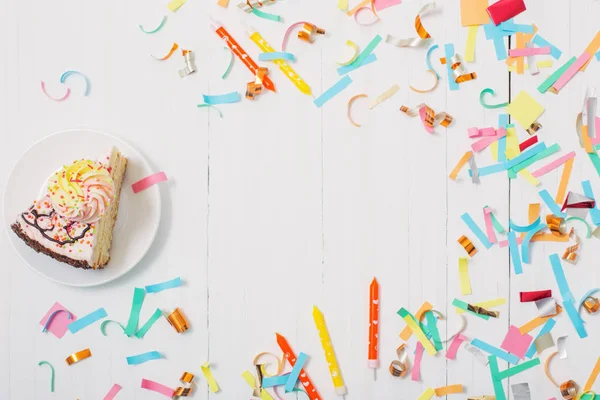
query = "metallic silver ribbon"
xmin=179 ymin=51 xmax=196 ymax=78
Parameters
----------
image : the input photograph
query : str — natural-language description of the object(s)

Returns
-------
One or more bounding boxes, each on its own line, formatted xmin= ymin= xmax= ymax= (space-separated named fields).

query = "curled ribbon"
xmin=440 ymin=54 xmax=477 ymax=83
xmin=38 ymin=361 xmax=55 ymax=392
xmin=400 ymin=103 xmax=453 ymax=133
xmin=237 ymin=0 xmax=276 ymax=12
xmin=139 ymin=16 xmax=167 ymax=34
xmin=389 ymin=344 xmax=410 ymax=377
xmin=410 ymin=70 xmax=439 ymax=93
xmin=42 ymin=309 xmax=72 ymax=332
xmin=527 ymin=121 xmax=542 ymax=135
xmin=246 ymin=67 xmax=269 ymax=100
xmin=480 ymin=88 xmax=509 ymax=109
xmin=337 ymin=40 xmax=359 ymax=66
xmin=253 ymin=352 xmax=285 ymax=377
xmin=167 ymin=308 xmax=190 ymax=333
xmin=282 ymin=22 xmax=325 ymax=51
xmin=41 ymin=81 xmax=70 ymax=102
xmin=348 ymin=94 xmax=368 ymax=127
xmin=152 ymin=42 xmax=179 ymax=60
xmin=385 ymin=2 xmax=435 ymax=47
xmin=65 ymin=348 xmax=92 ymax=365
xmin=179 ymin=50 xmax=196 ymax=78
xmin=60 ymin=70 xmax=90 ymax=96
xmin=562 ymin=228 xmax=581 ymax=264
xmin=174 ymin=372 xmax=195 ymax=397
xmin=457 ymin=235 xmax=477 ymax=257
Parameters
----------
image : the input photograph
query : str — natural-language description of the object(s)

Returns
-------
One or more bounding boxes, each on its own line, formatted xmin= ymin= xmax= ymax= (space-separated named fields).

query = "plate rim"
xmin=3 ymin=128 xmax=161 ymax=288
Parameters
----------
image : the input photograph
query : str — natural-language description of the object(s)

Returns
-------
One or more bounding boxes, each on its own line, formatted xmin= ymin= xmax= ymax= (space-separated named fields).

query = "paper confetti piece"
xmin=103 ymin=384 xmax=122 ymax=400
xmin=141 ymin=379 xmax=175 ymax=398
xmin=338 ymin=0 xmax=348 ymax=10
xmin=397 ymin=308 xmax=437 ymax=355
xmin=488 ymin=356 xmax=507 ymax=400
xmin=538 ymin=56 xmax=576 ymax=93
xmin=531 ymin=34 xmax=562 ymax=59
xmin=40 ymin=302 xmax=76 ymax=339
xmin=435 ymin=385 xmax=463 ymax=395
xmin=347 ymin=94 xmax=368 ymax=127
xmin=285 ymin=352 xmax=308 ymax=392
xmin=500 ymin=21 xmax=534 ymax=33
xmin=456 ymin=298 xmax=505 ymax=314
xmin=41 ymin=81 xmax=70 ymax=102
xmin=132 ymin=172 xmax=167 ymax=194
xmin=471 ymin=338 xmax=519 ymax=364
xmin=539 ymin=189 xmax=566 ymax=218
xmin=369 ymin=84 xmax=399 ymax=109
xmin=550 ymin=52 xmax=591 ymax=93
xmin=152 ymin=42 xmax=179 ymax=60
xmin=127 ymin=351 xmax=162 ymax=365
xmin=520 ymin=305 xmax=562 ymax=334
xmin=521 ymin=290 xmax=552 ymax=302
xmin=139 ymin=16 xmax=167 ymax=34
xmin=202 ymin=92 xmax=241 ymax=105
xmin=506 ymin=90 xmax=544 ymax=129
xmin=101 ymin=320 xmax=126 ymax=336
xmin=67 ymin=308 xmax=107 ymax=334
xmin=509 ymin=47 xmax=551 ymax=56
xmin=525 ymin=318 xmax=556 ymax=358
xmin=145 ymin=277 xmax=183 ymax=293
xmin=262 ymin=374 xmax=289 ymax=388
xmin=460 ymin=0 xmax=489 ymax=26
xmin=252 ymin=8 xmax=281 ymax=21
xmin=314 ymin=76 xmax=353 ymax=108
xmin=385 ymin=3 xmax=435 ymax=47
xmin=345 ymin=34 xmax=382 ymax=71
xmin=486 ymin=0 xmax=526 ymax=25
xmin=200 ymin=362 xmax=220 ymax=393
xmin=443 ymin=44 xmax=460 ymax=91
xmin=461 ymin=212 xmax=493 ymax=248
xmin=465 ymin=26 xmax=478 ymax=62
xmin=425 ymin=45 xmax=441 ymax=78
xmin=38 ymin=361 xmax=55 ymax=392
xmin=59 ymin=71 xmax=90 ymax=96
xmin=125 ymin=288 xmax=145 ymax=337
xmin=500 ymin=359 xmax=540 ymax=379
xmin=531 ymin=152 xmax=576 ymax=178
xmin=484 ymin=22 xmax=508 ymax=60
xmin=337 ymin=40 xmax=359 ymax=66
xmin=412 ymin=342 xmax=424 ymax=381
xmin=135 ymin=308 xmax=163 ymax=339
xmin=217 ymin=0 xmax=229 ymax=7
xmin=458 ymin=257 xmax=472 ymax=295
xmin=500 ymin=325 xmax=533 ymax=359
xmin=549 ymin=254 xmax=587 ymax=338
xmin=167 ymin=0 xmax=186 ymax=12
xmin=449 ymin=151 xmax=473 ymax=180
xmin=399 ymin=302 xmax=432 ymax=340
xmin=452 ymin=299 xmax=490 ymax=320
xmin=582 ymin=180 xmax=600 ymax=225
xmin=480 ymin=88 xmax=508 ymax=109
xmin=556 ymin=335 xmax=567 ymax=358
xmin=472 ymin=129 xmax=506 ymax=152
xmin=581 ymin=31 xmax=600 ymax=71
xmin=258 ymin=52 xmax=295 ymax=61
xmin=446 ymin=334 xmax=467 ymax=359
xmin=418 ymin=387 xmax=435 ymax=400
xmin=66 ymin=348 xmax=92 ymax=365
xmin=197 ymin=104 xmax=223 ymax=118
xmin=337 ymin=53 xmax=377 ymax=75
xmin=583 ymin=356 xmax=600 ymax=392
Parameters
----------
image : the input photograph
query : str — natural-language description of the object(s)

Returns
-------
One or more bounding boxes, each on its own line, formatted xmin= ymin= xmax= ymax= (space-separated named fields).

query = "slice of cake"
xmin=11 ymin=147 xmax=127 ymax=269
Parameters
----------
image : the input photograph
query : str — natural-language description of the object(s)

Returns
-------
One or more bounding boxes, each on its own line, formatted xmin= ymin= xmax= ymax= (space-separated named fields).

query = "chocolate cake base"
xmin=11 ymin=223 xmax=94 ymax=270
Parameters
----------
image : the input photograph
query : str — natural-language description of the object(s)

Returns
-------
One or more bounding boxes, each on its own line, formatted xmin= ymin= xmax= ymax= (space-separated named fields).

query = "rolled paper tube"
xmin=458 ymin=235 xmax=477 ymax=257
xmin=560 ymin=380 xmax=578 ymax=399
xmin=547 ymin=215 xmax=566 ymax=235
xmin=486 ymin=0 xmax=526 ymax=25
xmin=167 ymin=308 xmax=190 ymax=333
xmin=584 ymin=297 xmax=600 ymax=314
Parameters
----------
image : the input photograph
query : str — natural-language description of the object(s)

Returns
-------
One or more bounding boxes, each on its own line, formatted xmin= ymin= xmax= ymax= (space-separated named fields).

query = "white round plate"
xmin=3 ymin=129 xmax=161 ymax=287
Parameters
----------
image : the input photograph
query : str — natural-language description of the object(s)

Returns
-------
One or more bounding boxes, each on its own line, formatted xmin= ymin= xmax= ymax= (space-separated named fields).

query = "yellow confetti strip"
xmin=399 ymin=309 xmax=437 ymax=356
xmin=201 ymin=362 xmax=220 ymax=393
xmin=458 ymin=257 xmax=472 ymax=295
xmin=465 ymin=26 xmax=478 ymax=62
xmin=337 ymin=40 xmax=359 ymax=66
xmin=399 ymin=302 xmax=432 ymax=340
xmin=456 ymin=298 xmax=506 ymax=314
xmin=369 ymin=84 xmax=399 ymax=110
xmin=418 ymin=387 xmax=435 ymax=400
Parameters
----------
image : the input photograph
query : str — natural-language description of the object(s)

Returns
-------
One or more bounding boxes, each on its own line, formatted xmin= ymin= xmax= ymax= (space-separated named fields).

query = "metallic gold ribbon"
xmin=298 ymin=23 xmax=325 ymax=43
xmin=547 ymin=215 xmax=566 ymax=235
xmin=440 ymin=55 xmax=477 ymax=83
xmin=174 ymin=372 xmax=195 ymax=397
xmin=527 ymin=121 xmax=542 ymax=135
xmin=561 ymin=380 xmax=579 ymax=399
xmin=385 ymin=2 xmax=435 ymax=47
xmin=65 ymin=349 xmax=92 ymax=365
xmin=167 ymin=308 xmax=190 ymax=333
xmin=467 ymin=304 xmax=500 ymax=318
xmin=389 ymin=344 xmax=410 ymax=377
xmin=253 ymin=352 xmax=285 ymax=377
xmin=246 ymin=67 xmax=269 ymax=100
xmin=400 ymin=104 xmax=453 ymax=133
xmin=562 ymin=228 xmax=580 ymax=264
xmin=457 ymin=235 xmax=477 ymax=257
xmin=584 ymin=297 xmax=600 ymax=313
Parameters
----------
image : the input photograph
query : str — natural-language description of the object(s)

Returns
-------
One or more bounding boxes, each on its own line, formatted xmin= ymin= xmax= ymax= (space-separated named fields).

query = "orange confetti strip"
xmin=399 ymin=302 xmax=432 ymax=340
xmin=583 ymin=357 xmax=600 ymax=392
xmin=217 ymin=0 xmax=229 ymax=6
xmin=449 ymin=151 xmax=473 ymax=180
xmin=521 ymin=203 xmax=569 ymax=242
xmin=581 ymin=31 xmax=600 ymax=71
xmin=410 ymin=70 xmax=439 ymax=93
xmin=434 ymin=384 xmax=463 ymax=396
xmin=347 ymin=94 xmax=368 ymax=127
xmin=519 ymin=305 xmax=563 ymax=334
xmin=346 ymin=0 xmax=369 ymax=15
xmin=152 ymin=42 xmax=179 ymax=60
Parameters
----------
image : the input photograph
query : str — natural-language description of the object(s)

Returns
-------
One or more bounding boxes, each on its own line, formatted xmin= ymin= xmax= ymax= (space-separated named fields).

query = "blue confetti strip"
xmin=126 ymin=351 xmax=163 ymax=365
xmin=67 ymin=308 xmax=107 ymax=334
xmin=145 ymin=277 xmax=183 ymax=293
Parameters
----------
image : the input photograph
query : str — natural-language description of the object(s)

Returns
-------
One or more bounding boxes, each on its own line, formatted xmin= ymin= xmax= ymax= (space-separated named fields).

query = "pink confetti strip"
xmin=591 ymin=117 xmax=600 ymax=145
xmin=41 ymin=81 xmax=71 ymax=101
xmin=132 ymin=172 xmax=167 ymax=194
xmin=103 ymin=384 xmax=122 ymax=400
xmin=508 ymin=47 xmax=551 ymax=57
xmin=446 ymin=334 xmax=467 ymax=360
xmin=472 ymin=128 xmax=507 ymax=152
xmin=531 ymin=151 xmax=576 ymax=178
xmin=412 ymin=342 xmax=424 ymax=381
xmin=552 ymin=52 xmax=592 ymax=92
xmin=141 ymin=379 xmax=174 ymax=398
xmin=483 ymin=208 xmax=497 ymax=244
xmin=374 ymin=0 xmax=401 ymax=10
xmin=499 ymin=237 xmax=523 ymax=247
xmin=468 ymin=127 xmax=496 ymax=138
xmin=468 ymin=127 xmax=481 ymax=138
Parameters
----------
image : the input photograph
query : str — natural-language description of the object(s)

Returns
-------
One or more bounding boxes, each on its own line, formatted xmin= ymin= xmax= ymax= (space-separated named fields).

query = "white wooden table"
xmin=2 ymin=0 xmax=600 ymax=398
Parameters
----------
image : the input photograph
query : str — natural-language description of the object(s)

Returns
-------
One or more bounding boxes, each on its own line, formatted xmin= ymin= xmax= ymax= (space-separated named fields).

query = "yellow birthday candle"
xmin=312 ymin=306 xmax=347 ymax=395
xmin=247 ymin=26 xmax=312 ymax=96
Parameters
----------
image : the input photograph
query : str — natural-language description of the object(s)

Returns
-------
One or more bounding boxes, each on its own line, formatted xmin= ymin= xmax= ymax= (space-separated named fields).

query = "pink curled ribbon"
xmin=41 ymin=81 xmax=70 ymax=102
xmin=131 ymin=172 xmax=167 ymax=194
xmin=281 ymin=21 xmax=308 ymax=51
xmin=141 ymin=379 xmax=175 ymax=398
xmin=103 ymin=384 xmax=122 ymax=400
xmin=42 ymin=309 xmax=72 ymax=333
xmin=446 ymin=334 xmax=467 ymax=360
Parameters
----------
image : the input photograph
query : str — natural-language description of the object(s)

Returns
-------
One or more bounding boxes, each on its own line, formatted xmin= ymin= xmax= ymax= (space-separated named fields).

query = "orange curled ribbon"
xmin=440 ymin=55 xmax=477 ymax=84
xmin=347 ymin=94 xmax=368 ymax=127
xmin=389 ymin=344 xmax=410 ymax=377
xmin=152 ymin=42 xmax=179 ymax=60
xmin=65 ymin=349 xmax=92 ymax=365
xmin=583 ymin=297 xmax=600 ymax=314
xmin=385 ymin=2 xmax=435 ymax=47
xmin=298 ymin=23 xmax=325 ymax=43
xmin=457 ymin=235 xmax=477 ymax=257
xmin=246 ymin=67 xmax=269 ymax=100
xmin=174 ymin=372 xmax=195 ymax=397
xmin=167 ymin=308 xmax=190 ymax=333
xmin=400 ymin=104 xmax=453 ymax=134
xmin=409 ymin=70 xmax=439 ymax=93
xmin=527 ymin=122 xmax=542 ymax=135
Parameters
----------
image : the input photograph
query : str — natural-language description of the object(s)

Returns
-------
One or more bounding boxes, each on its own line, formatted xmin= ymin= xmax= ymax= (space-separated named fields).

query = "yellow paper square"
xmin=506 ymin=90 xmax=545 ymax=130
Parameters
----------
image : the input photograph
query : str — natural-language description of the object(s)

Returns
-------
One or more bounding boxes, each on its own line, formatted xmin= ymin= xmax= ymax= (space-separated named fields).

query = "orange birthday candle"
xmin=368 ymin=277 xmax=380 ymax=373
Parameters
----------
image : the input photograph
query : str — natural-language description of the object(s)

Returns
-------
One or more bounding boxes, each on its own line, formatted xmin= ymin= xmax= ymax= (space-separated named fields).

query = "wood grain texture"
xmin=0 ymin=0 xmax=599 ymax=398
